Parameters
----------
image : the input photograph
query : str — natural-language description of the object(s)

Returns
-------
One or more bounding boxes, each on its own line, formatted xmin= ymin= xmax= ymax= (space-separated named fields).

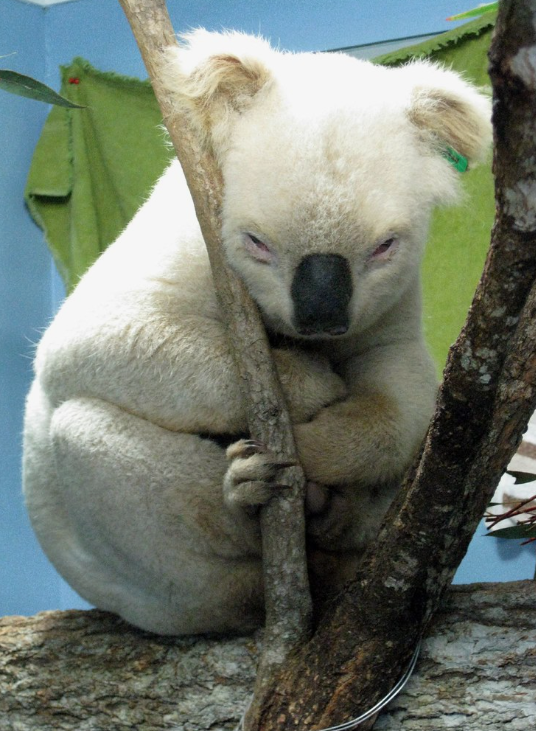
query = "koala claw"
xmin=223 ymin=438 xmax=294 ymax=511
xmin=226 ymin=439 xmax=268 ymax=460
xmin=225 ymin=438 xmax=297 ymax=468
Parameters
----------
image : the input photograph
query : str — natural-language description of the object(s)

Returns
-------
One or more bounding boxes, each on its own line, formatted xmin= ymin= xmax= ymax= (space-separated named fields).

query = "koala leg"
xmin=27 ymin=394 xmax=266 ymax=635
xmin=305 ymin=481 xmax=398 ymax=613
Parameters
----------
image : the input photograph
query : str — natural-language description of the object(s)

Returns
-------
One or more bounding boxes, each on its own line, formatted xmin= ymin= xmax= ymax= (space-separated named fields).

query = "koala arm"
xmin=293 ymin=340 xmax=437 ymax=486
xmin=37 ymin=297 xmax=346 ymax=436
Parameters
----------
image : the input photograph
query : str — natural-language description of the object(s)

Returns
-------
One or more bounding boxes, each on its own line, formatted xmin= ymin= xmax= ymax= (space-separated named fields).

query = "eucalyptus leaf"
xmin=447 ymin=3 xmax=499 ymax=21
xmin=506 ymin=470 xmax=536 ymax=484
xmin=0 ymin=69 xmax=84 ymax=108
xmin=488 ymin=525 xmax=536 ymax=540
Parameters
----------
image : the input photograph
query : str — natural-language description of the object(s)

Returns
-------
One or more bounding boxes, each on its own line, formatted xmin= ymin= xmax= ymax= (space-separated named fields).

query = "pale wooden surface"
xmin=1 ymin=581 xmax=534 ymax=730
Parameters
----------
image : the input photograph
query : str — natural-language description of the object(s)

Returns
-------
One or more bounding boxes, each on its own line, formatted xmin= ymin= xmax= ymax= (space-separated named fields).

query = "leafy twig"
xmin=486 ymin=493 xmax=536 ymax=544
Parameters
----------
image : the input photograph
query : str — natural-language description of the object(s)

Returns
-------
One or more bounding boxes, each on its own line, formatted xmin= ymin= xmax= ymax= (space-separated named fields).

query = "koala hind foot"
xmin=223 ymin=439 xmax=295 ymax=512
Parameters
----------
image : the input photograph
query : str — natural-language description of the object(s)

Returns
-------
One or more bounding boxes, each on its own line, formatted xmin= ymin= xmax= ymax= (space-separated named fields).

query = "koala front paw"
xmin=223 ymin=439 xmax=294 ymax=512
xmin=272 ymin=349 xmax=347 ymax=424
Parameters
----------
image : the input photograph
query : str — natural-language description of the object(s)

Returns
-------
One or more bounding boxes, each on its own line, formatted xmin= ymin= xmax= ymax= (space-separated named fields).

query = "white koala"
xmin=23 ymin=30 xmax=491 ymax=635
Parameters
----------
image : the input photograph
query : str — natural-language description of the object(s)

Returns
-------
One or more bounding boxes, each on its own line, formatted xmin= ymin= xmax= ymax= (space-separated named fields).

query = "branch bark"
xmin=1 ymin=582 xmax=535 ymax=731
xmin=117 ymin=0 xmax=312 ymax=691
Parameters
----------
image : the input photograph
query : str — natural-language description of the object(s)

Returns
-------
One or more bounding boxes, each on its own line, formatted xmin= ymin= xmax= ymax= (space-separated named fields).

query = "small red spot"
xmin=68 ymin=77 xmax=80 ymax=85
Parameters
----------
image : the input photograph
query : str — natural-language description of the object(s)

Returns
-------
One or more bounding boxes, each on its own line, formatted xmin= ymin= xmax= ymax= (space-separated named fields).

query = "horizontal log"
xmin=0 ymin=581 xmax=534 ymax=730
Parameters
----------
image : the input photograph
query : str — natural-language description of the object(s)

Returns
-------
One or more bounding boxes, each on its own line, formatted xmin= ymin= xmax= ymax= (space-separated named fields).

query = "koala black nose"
xmin=291 ymin=254 xmax=352 ymax=336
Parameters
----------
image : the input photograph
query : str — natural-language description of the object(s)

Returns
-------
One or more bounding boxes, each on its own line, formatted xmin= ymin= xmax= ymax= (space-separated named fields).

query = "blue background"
xmin=1 ymin=0 xmax=534 ymax=617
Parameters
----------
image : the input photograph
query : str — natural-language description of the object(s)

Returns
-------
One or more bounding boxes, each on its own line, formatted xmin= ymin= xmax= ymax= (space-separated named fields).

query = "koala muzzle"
xmin=291 ymin=254 xmax=352 ymax=336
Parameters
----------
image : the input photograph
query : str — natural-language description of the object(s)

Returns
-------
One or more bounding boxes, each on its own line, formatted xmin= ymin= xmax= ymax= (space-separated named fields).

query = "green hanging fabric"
xmin=25 ymin=14 xmax=497 ymax=371
xmin=375 ymin=13 xmax=497 ymax=372
xmin=25 ymin=58 xmax=173 ymax=293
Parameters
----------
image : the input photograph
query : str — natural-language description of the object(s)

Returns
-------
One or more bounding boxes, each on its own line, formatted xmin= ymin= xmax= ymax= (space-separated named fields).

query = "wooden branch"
xmin=1 ymin=582 xmax=535 ymax=730
xmin=248 ymin=2 xmax=536 ymax=728
xmin=117 ymin=0 xmax=312 ymax=690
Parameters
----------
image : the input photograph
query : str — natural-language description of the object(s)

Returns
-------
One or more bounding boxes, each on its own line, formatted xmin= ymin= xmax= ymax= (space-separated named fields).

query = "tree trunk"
xmin=0 ymin=581 xmax=534 ymax=731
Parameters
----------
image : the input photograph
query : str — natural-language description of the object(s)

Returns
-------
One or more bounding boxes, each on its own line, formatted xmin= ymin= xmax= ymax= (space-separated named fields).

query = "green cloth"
xmin=25 ymin=15 xmax=496 ymax=372
xmin=25 ymin=58 xmax=172 ymax=292
xmin=375 ymin=12 xmax=496 ymax=373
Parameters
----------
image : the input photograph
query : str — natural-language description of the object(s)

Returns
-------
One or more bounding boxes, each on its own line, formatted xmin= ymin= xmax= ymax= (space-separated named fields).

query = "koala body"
xmin=23 ymin=31 xmax=491 ymax=635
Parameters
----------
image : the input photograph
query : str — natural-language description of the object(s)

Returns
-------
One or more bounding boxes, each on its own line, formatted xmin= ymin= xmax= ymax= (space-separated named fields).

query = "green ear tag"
xmin=443 ymin=145 xmax=468 ymax=173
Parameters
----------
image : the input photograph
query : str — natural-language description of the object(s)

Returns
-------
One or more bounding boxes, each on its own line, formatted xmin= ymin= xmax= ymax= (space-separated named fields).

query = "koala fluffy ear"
xmin=404 ymin=61 xmax=492 ymax=166
xmin=163 ymin=29 xmax=274 ymax=157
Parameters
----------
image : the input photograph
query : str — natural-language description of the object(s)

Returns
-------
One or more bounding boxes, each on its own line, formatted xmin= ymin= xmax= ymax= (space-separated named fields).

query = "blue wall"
xmin=0 ymin=0 xmax=59 ymax=615
xmin=43 ymin=0 xmax=482 ymax=80
xmin=1 ymin=0 xmax=534 ymax=618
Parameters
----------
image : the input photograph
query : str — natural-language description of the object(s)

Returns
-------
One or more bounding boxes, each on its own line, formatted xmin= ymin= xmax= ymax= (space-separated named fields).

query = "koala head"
xmin=165 ymin=30 xmax=492 ymax=340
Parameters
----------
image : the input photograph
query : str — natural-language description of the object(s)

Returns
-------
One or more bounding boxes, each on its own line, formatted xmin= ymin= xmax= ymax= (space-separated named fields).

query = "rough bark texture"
xmin=374 ymin=581 xmax=536 ymax=731
xmin=1 ymin=582 xmax=534 ymax=731
xmin=117 ymin=0 xmax=312 ymax=692
xmin=250 ymin=2 xmax=536 ymax=728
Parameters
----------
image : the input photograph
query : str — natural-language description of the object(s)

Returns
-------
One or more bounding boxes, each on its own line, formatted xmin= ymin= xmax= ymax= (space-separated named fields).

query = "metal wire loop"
xmin=314 ymin=638 xmax=422 ymax=730
xmin=237 ymin=638 xmax=421 ymax=731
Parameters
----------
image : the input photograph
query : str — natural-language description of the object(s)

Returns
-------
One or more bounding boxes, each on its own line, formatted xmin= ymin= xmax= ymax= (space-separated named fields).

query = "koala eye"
xmin=244 ymin=233 xmax=274 ymax=264
xmin=370 ymin=236 xmax=398 ymax=261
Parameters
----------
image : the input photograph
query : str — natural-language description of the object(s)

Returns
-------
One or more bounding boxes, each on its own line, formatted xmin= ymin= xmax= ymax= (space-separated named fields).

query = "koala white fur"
xmin=23 ymin=30 xmax=491 ymax=635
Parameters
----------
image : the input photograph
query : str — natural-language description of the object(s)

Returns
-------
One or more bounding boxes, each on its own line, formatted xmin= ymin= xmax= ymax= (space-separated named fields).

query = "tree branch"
xmin=117 ymin=0 xmax=312 ymax=692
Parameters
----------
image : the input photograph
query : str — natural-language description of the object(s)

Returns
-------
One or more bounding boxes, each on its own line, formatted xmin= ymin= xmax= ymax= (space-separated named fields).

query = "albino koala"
xmin=23 ymin=30 xmax=491 ymax=635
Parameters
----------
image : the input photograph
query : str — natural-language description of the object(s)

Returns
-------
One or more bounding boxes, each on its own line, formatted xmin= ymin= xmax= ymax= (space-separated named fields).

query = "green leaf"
xmin=506 ymin=470 xmax=536 ymax=484
xmin=487 ymin=525 xmax=536 ymax=540
xmin=447 ymin=3 xmax=499 ymax=21
xmin=0 ymin=69 xmax=84 ymax=108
